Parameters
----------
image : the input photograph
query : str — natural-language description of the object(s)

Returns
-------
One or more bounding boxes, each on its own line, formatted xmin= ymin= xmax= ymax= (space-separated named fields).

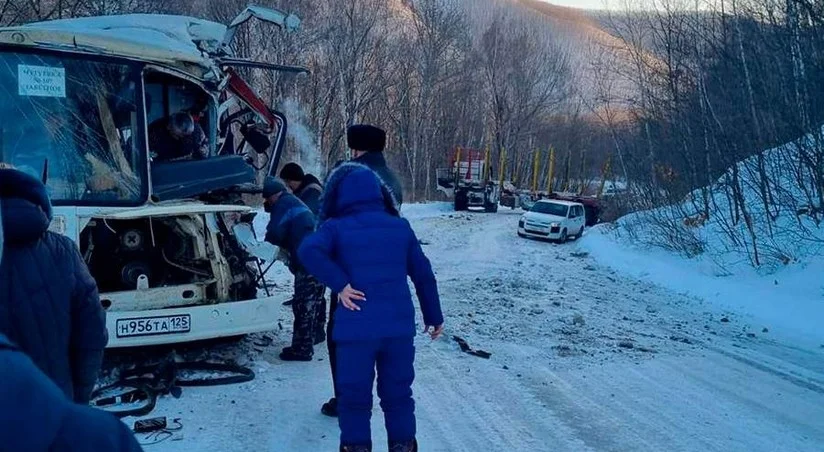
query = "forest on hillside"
xmin=2 ymin=0 xmax=823 ymax=265
xmin=593 ymin=0 xmax=824 ymax=266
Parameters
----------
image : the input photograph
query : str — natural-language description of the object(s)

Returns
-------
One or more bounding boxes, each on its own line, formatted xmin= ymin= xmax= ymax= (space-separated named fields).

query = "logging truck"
xmin=436 ymin=148 xmax=500 ymax=212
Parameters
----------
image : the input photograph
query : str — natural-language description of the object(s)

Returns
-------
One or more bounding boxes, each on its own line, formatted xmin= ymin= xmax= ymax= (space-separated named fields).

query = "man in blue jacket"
xmin=0 ymin=166 xmax=107 ymax=404
xmin=299 ymin=163 xmax=444 ymax=452
xmin=262 ymin=177 xmax=326 ymax=361
xmin=279 ymin=162 xmax=327 ymax=341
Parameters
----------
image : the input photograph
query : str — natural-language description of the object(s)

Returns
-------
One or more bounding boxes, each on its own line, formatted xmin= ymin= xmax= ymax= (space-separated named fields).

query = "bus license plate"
xmin=116 ymin=315 xmax=191 ymax=338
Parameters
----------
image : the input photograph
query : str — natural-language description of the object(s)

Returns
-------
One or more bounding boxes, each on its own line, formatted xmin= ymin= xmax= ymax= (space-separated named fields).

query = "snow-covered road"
xmin=121 ymin=206 xmax=824 ymax=451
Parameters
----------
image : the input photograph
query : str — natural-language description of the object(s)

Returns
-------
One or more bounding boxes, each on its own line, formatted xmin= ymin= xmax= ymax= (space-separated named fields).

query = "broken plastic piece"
xmin=452 ymin=336 xmax=492 ymax=359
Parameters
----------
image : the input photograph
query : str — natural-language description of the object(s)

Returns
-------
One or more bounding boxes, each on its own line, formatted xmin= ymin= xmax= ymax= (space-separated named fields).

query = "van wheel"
xmin=454 ymin=192 xmax=469 ymax=211
xmin=559 ymin=229 xmax=568 ymax=243
xmin=574 ymin=226 xmax=584 ymax=240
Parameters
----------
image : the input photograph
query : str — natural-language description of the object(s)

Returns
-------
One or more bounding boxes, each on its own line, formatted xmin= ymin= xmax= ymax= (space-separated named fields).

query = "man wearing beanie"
xmin=280 ymin=162 xmax=324 ymax=217
xmin=320 ymin=124 xmax=405 ymax=418
xmin=262 ymin=177 xmax=326 ymax=361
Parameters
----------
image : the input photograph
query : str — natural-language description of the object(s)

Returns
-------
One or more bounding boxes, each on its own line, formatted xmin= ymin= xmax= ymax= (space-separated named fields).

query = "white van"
xmin=518 ymin=200 xmax=586 ymax=242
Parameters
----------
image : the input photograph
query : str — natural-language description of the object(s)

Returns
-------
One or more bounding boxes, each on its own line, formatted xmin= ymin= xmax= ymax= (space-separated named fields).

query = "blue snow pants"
xmin=336 ymin=337 xmax=416 ymax=447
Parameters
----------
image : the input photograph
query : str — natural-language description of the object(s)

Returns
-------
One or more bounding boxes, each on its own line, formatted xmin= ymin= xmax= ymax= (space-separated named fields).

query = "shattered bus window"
xmin=0 ymin=52 xmax=146 ymax=205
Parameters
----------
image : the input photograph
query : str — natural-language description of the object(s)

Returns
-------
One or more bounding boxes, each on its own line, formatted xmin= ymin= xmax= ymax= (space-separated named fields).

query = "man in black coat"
xmin=0 ymin=333 xmax=144 ymax=451
xmin=0 ymin=166 xmax=108 ymax=404
xmin=321 ymin=124 xmax=405 ymax=417
xmin=348 ymin=124 xmax=404 ymax=206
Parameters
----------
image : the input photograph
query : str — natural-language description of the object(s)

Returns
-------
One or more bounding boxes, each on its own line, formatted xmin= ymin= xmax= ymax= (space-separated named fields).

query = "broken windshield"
xmin=0 ymin=50 xmax=146 ymax=205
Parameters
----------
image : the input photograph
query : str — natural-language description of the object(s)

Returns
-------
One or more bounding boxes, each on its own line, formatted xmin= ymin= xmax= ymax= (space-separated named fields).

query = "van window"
xmin=531 ymin=202 xmax=569 ymax=217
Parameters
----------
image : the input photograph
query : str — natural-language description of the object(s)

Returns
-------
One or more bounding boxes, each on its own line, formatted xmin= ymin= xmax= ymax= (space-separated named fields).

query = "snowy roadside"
xmin=113 ymin=207 xmax=824 ymax=452
xmin=580 ymin=224 xmax=824 ymax=348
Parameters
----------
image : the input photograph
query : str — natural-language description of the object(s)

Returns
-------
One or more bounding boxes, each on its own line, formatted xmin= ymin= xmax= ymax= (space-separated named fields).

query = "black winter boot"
xmin=388 ymin=439 xmax=418 ymax=452
xmin=314 ymin=330 xmax=326 ymax=345
xmin=279 ymin=347 xmax=312 ymax=362
xmin=321 ymin=397 xmax=338 ymax=417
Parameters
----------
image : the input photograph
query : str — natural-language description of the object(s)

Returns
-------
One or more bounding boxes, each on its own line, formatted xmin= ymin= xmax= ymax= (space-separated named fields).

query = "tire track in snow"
xmin=413 ymin=345 xmax=592 ymax=451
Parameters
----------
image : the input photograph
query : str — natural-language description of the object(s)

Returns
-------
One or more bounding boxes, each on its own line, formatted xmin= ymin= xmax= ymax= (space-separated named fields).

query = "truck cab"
xmin=436 ymin=148 xmax=500 ymax=212
xmin=0 ymin=8 xmax=304 ymax=347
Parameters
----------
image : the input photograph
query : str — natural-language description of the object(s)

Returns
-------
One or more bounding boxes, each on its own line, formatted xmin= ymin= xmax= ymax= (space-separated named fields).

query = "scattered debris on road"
xmin=453 ymin=336 xmax=492 ymax=359
xmin=618 ymin=340 xmax=635 ymax=349
xmin=670 ymin=335 xmax=694 ymax=345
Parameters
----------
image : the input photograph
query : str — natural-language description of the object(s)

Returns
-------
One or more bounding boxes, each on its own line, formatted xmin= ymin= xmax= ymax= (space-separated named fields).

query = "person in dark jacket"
xmin=0 ymin=333 xmax=144 ymax=452
xmin=279 ymin=162 xmax=327 ymax=342
xmin=148 ymin=111 xmax=208 ymax=161
xmin=321 ymin=124 xmax=406 ymax=418
xmin=299 ymin=163 xmax=444 ymax=452
xmin=280 ymin=162 xmax=324 ymax=217
xmin=262 ymin=177 xmax=326 ymax=361
xmin=0 ymin=167 xmax=107 ymax=404
xmin=348 ymin=124 xmax=403 ymax=206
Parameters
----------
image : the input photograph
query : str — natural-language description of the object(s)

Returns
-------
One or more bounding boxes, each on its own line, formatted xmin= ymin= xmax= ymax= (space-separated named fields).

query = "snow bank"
xmin=582 ymin=130 xmax=824 ymax=345
xmin=621 ymin=135 xmax=823 ymax=270
xmin=401 ymin=202 xmax=453 ymax=220
xmin=581 ymin=225 xmax=824 ymax=345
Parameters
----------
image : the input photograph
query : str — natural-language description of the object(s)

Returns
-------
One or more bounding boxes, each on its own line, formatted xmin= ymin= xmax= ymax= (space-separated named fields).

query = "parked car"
xmin=517 ymin=200 xmax=586 ymax=243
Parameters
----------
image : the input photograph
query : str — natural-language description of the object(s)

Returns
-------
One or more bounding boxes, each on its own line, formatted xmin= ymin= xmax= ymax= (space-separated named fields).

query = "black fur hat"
xmin=347 ymin=124 xmax=386 ymax=152
xmin=279 ymin=162 xmax=305 ymax=182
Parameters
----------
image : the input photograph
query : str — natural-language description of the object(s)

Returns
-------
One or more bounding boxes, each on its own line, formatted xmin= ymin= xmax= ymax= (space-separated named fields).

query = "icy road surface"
xmin=121 ymin=206 xmax=824 ymax=451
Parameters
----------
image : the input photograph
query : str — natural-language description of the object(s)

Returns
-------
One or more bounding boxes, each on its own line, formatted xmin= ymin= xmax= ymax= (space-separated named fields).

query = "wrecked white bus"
xmin=0 ymin=7 xmax=306 ymax=347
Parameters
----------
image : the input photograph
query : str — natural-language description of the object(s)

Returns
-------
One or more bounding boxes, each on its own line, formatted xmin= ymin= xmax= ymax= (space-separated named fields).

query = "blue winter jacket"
xmin=0 ymin=333 xmax=144 ymax=452
xmin=0 ymin=168 xmax=107 ymax=404
xmin=298 ymin=163 xmax=443 ymax=342
xmin=264 ymin=192 xmax=316 ymax=273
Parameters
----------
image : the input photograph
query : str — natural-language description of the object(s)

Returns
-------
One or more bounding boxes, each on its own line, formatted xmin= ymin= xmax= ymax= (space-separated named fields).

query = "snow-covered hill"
xmin=584 ymin=130 xmax=824 ymax=345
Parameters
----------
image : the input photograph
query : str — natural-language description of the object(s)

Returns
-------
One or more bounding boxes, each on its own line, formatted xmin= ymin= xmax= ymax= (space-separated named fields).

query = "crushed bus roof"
xmin=0 ymin=14 xmax=228 ymax=79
